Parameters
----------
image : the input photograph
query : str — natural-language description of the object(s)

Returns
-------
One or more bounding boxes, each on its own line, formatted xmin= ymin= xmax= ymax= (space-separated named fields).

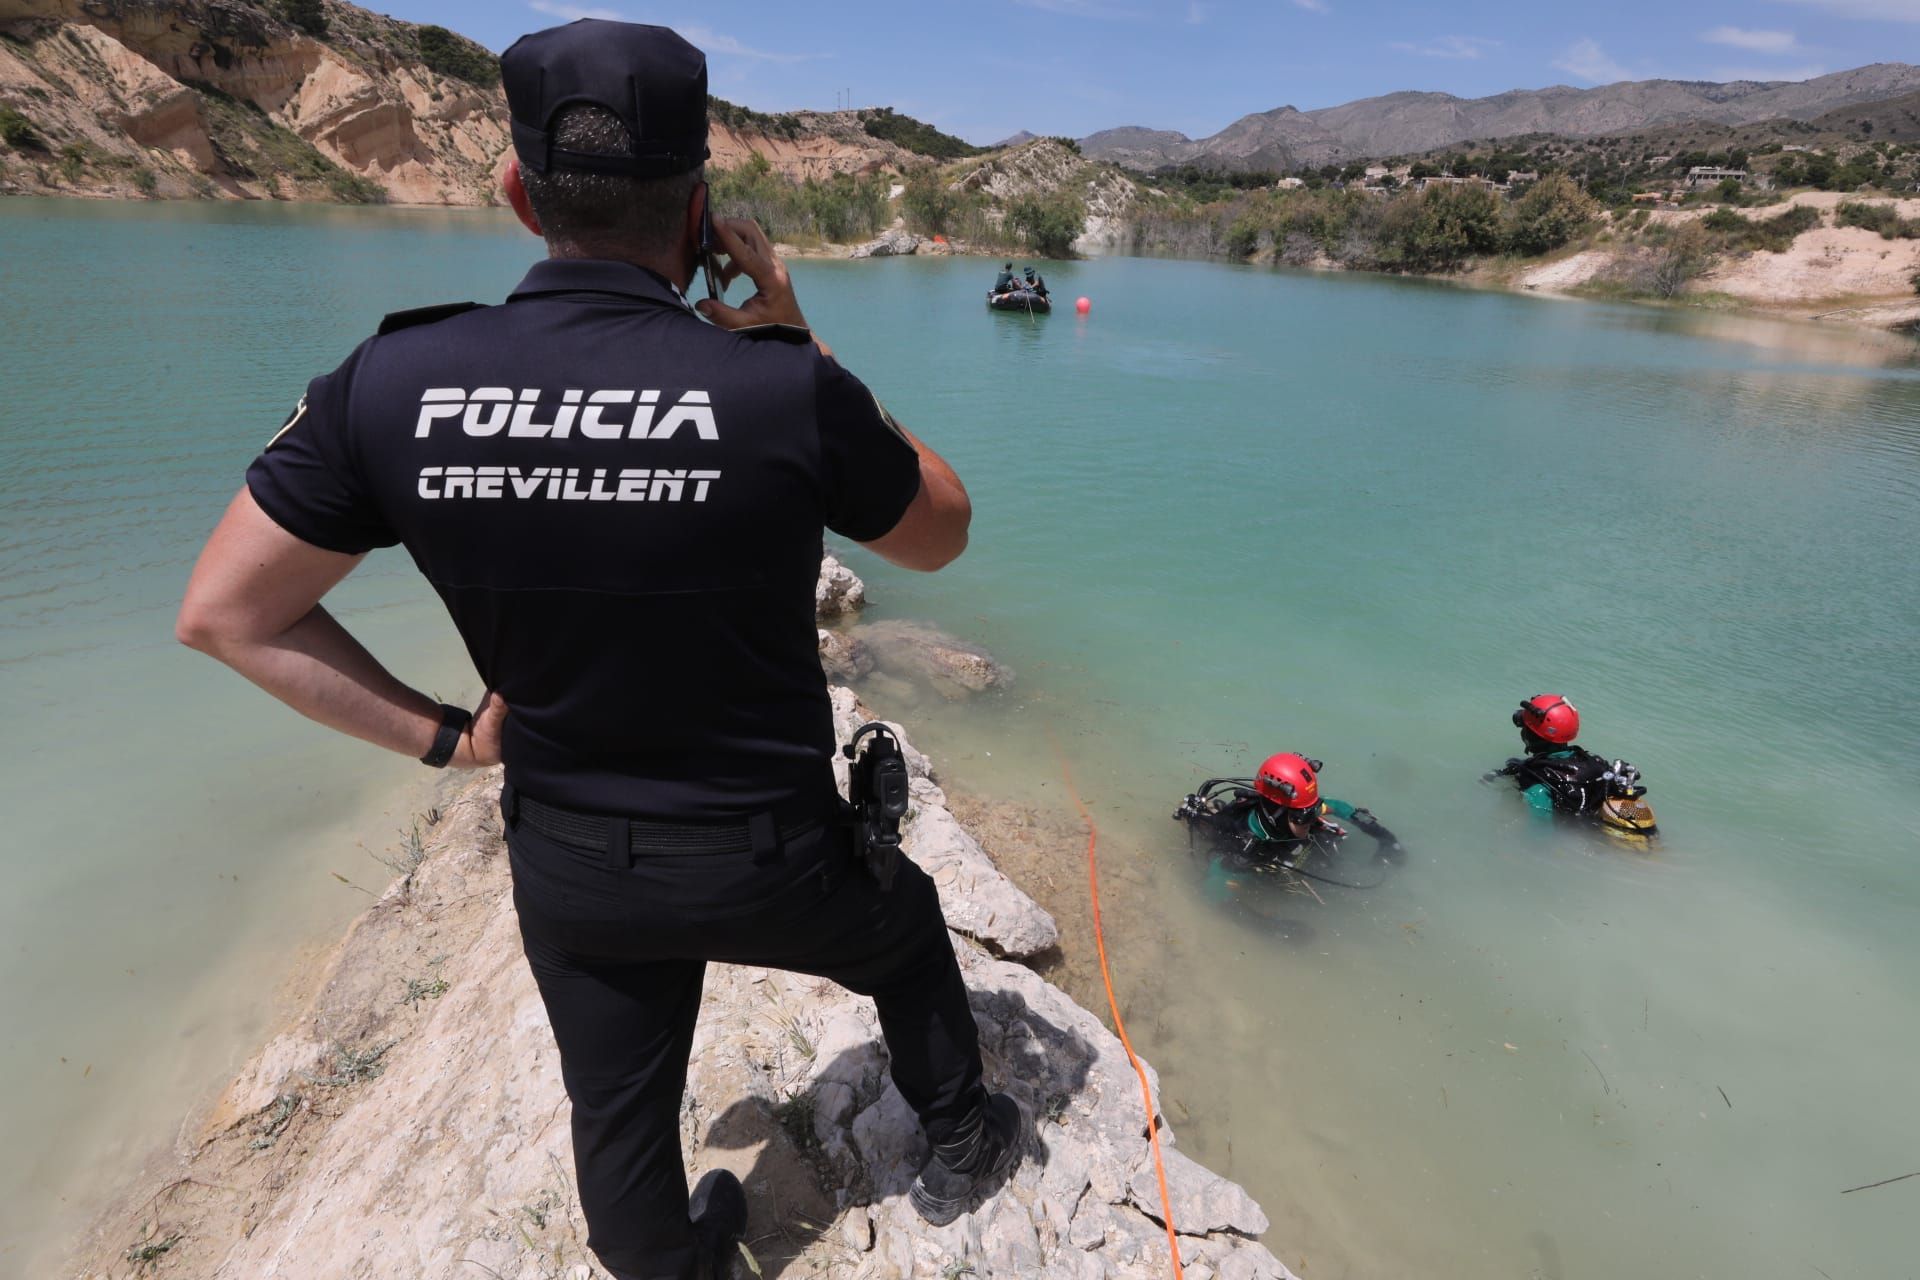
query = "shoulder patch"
xmin=377 ymin=301 xmax=486 ymax=336
xmin=870 ymin=392 xmax=911 ymax=447
xmin=266 ymin=394 xmax=308 ymax=448
xmin=730 ymin=322 xmax=814 ymax=344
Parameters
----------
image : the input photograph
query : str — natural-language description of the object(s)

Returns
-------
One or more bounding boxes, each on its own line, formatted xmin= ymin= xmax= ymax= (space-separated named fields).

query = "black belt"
xmin=504 ymin=785 xmax=833 ymax=863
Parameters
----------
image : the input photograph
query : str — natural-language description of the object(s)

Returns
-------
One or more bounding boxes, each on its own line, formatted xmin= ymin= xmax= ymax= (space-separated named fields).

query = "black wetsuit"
xmin=1490 ymin=746 xmax=1617 ymax=816
xmin=1176 ymin=785 xmax=1403 ymax=900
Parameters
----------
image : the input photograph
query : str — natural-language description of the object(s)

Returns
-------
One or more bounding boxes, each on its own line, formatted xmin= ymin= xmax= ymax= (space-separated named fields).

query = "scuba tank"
xmin=1595 ymin=760 xmax=1658 ymax=844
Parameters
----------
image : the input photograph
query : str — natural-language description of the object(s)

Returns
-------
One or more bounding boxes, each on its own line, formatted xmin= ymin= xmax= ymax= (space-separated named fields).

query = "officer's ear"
xmin=683 ymin=179 xmax=708 ymax=258
xmin=502 ymin=155 xmax=543 ymax=239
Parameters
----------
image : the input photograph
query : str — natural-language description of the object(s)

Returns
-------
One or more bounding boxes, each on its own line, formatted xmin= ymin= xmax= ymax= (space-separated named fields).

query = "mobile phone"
xmin=699 ymin=198 xmax=725 ymax=302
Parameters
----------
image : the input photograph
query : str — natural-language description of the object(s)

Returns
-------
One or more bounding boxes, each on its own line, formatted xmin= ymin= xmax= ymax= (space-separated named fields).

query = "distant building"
xmin=1630 ymin=191 xmax=1664 ymax=205
xmin=1414 ymin=174 xmax=1502 ymax=193
xmin=1686 ymin=166 xmax=1749 ymax=189
xmin=1363 ymin=164 xmax=1390 ymax=181
xmin=1274 ymin=177 xmax=1306 ymax=190
xmin=1506 ymin=170 xmax=1540 ymax=184
xmin=1782 ymin=144 xmax=1812 ymax=153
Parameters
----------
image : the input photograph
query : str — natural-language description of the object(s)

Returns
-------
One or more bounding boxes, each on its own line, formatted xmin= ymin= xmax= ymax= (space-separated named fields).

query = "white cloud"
xmin=1293 ymin=0 xmax=1330 ymax=11
xmin=1553 ymin=37 xmax=1632 ymax=84
xmin=1774 ymin=0 xmax=1920 ymax=19
xmin=1712 ymin=63 xmax=1831 ymax=81
xmin=1012 ymin=0 xmax=1142 ymax=17
xmin=1390 ymin=35 xmax=1499 ymax=60
xmin=677 ymin=25 xmax=822 ymax=62
xmin=528 ymin=0 xmax=624 ymax=19
xmin=1702 ymin=25 xmax=1800 ymax=52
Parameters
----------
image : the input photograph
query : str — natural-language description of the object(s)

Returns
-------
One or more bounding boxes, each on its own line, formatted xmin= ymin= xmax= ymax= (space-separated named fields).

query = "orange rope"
xmin=1050 ymin=734 xmax=1184 ymax=1278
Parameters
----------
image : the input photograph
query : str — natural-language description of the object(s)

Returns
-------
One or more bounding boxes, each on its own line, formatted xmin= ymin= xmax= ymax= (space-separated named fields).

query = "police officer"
xmin=176 ymin=19 xmax=1023 ymax=1280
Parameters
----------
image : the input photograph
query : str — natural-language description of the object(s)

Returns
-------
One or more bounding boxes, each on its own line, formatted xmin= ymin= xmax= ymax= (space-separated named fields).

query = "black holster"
xmin=843 ymin=721 xmax=911 ymax=890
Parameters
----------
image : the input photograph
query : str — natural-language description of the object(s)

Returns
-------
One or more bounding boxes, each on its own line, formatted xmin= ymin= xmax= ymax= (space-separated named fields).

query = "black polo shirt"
xmin=247 ymin=259 xmax=921 ymax=817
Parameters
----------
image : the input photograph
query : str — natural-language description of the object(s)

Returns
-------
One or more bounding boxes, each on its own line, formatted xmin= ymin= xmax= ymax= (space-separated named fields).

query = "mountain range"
xmin=1081 ymin=62 xmax=1920 ymax=172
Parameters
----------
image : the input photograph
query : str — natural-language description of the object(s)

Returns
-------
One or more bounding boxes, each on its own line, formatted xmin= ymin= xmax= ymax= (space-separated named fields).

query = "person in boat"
xmin=992 ymin=262 xmax=1018 ymax=295
xmin=1022 ymin=267 xmax=1049 ymax=300
xmin=1174 ymin=753 xmax=1403 ymax=898
xmin=1484 ymin=694 xmax=1657 ymax=838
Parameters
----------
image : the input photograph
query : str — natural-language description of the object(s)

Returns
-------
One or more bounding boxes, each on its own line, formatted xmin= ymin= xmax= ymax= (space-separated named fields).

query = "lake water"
xmin=3 ymin=198 xmax=1917 ymax=1279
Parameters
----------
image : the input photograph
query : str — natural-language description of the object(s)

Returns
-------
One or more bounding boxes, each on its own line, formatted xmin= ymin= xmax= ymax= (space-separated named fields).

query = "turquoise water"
xmin=3 ymin=199 xmax=1918 ymax=1278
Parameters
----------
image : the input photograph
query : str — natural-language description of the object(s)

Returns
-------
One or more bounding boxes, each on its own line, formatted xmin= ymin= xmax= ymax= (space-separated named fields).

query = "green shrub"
xmin=709 ymin=97 xmax=802 ymax=140
xmin=0 ymin=106 xmax=42 ymax=151
xmin=58 ymin=142 xmax=86 ymax=183
xmin=858 ymin=108 xmax=982 ymax=160
xmin=416 ymin=25 xmax=497 ymax=87
xmin=709 ymin=152 xmax=892 ymax=244
xmin=1503 ymin=172 xmax=1598 ymax=255
xmin=1008 ymin=189 xmax=1086 ymax=257
xmin=1836 ymin=200 xmax=1920 ymax=239
xmin=900 ymin=168 xmax=980 ymax=237
xmin=131 ymin=166 xmax=158 ymax=196
xmin=1701 ymin=204 xmax=1820 ymax=252
xmin=280 ymin=0 xmax=328 ymax=38
xmin=326 ymin=169 xmax=387 ymax=204
xmin=1376 ymin=183 xmax=1503 ymax=271
xmin=1644 ymin=222 xmax=1716 ymax=298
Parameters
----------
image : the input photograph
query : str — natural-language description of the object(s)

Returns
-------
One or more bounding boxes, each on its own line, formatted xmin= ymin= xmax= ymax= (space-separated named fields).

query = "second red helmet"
xmin=1515 ymin=694 xmax=1580 ymax=744
xmin=1255 ymin=753 xmax=1322 ymax=810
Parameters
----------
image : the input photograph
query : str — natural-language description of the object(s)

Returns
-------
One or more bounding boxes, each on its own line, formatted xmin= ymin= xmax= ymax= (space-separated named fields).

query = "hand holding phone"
xmin=699 ymin=198 xmax=725 ymax=303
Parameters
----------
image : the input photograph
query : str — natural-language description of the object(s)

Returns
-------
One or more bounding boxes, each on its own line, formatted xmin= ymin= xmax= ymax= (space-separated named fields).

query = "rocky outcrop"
xmin=816 ymin=552 xmax=869 ymax=618
xmin=67 ymin=550 xmax=1288 ymax=1277
xmin=65 ymin=702 xmax=1287 ymax=1280
xmin=819 ymin=628 xmax=876 ymax=682
xmin=855 ymin=619 xmax=1014 ymax=700
xmin=0 ymin=0 xmax=506 ymax=203
xmin=954 ymin=138 xmax=1140 ymax=255
xmin=850 ymin=226 xmax=927 ymax=258
xmin=709 ymin=111 xmax=920 ymax=182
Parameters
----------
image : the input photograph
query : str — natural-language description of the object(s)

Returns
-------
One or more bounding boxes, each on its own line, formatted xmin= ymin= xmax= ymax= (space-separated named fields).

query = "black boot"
xmin=689 ymin=1168 xmax=747 ymax=1280
xmin=909 ymin=1093 xmax=1026 ymax=1227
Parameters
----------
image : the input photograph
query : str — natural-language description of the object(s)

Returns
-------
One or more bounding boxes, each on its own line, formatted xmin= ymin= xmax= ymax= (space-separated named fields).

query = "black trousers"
xmin=502 ymin=789 xmax=986 ymax=1280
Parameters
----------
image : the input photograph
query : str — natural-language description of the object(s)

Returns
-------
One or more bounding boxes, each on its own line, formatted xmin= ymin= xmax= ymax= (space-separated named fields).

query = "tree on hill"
xmin=858 ymin=108 xmax=981 ymax=160
xmin=1503 ymin=173 xmax=1598 ymax=255
xmin=416 ymin=25 xmax=498 ymax=87
xmin=280 ymin=0 xmax=327 ymax=38
xmin=1009 ymin=189 xmax=1087 ymax=257
xmin=1377 ymin=182 xmax=1502 ymax=271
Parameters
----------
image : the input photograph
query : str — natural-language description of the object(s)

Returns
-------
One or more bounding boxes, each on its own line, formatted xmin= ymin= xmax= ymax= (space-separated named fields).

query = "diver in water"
xmin=1022 ymin=267 xmax=1050 ymax=299
xmin=1174 ymin=753 xmax=1404 ymax=897
xmin=1484 ymin=694 xmax=1657 ymax=840
xmin=992 ymin=262 xmax=1017 ymax=295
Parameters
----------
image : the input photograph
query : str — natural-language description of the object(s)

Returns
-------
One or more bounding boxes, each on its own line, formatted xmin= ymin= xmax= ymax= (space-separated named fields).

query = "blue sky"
xmin=385 ymin=0 xmax=1920 ymax=143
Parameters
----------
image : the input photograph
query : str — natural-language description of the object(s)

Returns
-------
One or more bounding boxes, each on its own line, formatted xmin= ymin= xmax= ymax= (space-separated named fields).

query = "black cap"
xmin=502 ymin=20 xmax=710 ymax=177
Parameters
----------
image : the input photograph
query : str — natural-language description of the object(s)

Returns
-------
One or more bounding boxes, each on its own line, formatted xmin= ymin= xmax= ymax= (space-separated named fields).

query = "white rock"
xmin=816 ymin=552 xmax=867 ymax=619
xmin=818 ymin=628 xmax=875 ymax=681
xmin=840 ymin=1203 xmax=874 ymax=1252
xmin=903 ymin=801 xmax=1059 ymax=959
xmin=849 ymin=227 xmax=923 ymax=258
xmin=854 ymin=619 xmax=1012 ymax=698
xmin=1126 ymin=1144 xmax=1271 ymax=1237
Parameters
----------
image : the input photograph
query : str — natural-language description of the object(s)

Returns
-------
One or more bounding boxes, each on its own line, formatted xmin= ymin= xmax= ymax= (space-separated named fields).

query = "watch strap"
xmin=421 ymin=703 xmax=472 ymax=768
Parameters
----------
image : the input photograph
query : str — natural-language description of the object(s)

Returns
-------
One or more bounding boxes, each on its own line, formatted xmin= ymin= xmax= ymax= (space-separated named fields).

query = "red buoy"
xmin=1075 ymin=296 xmax=1092 ymax=315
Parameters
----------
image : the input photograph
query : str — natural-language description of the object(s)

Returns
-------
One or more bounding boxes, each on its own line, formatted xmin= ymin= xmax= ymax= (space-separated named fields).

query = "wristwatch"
xmin=421 ymin=703 xmax=472 ymax=768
